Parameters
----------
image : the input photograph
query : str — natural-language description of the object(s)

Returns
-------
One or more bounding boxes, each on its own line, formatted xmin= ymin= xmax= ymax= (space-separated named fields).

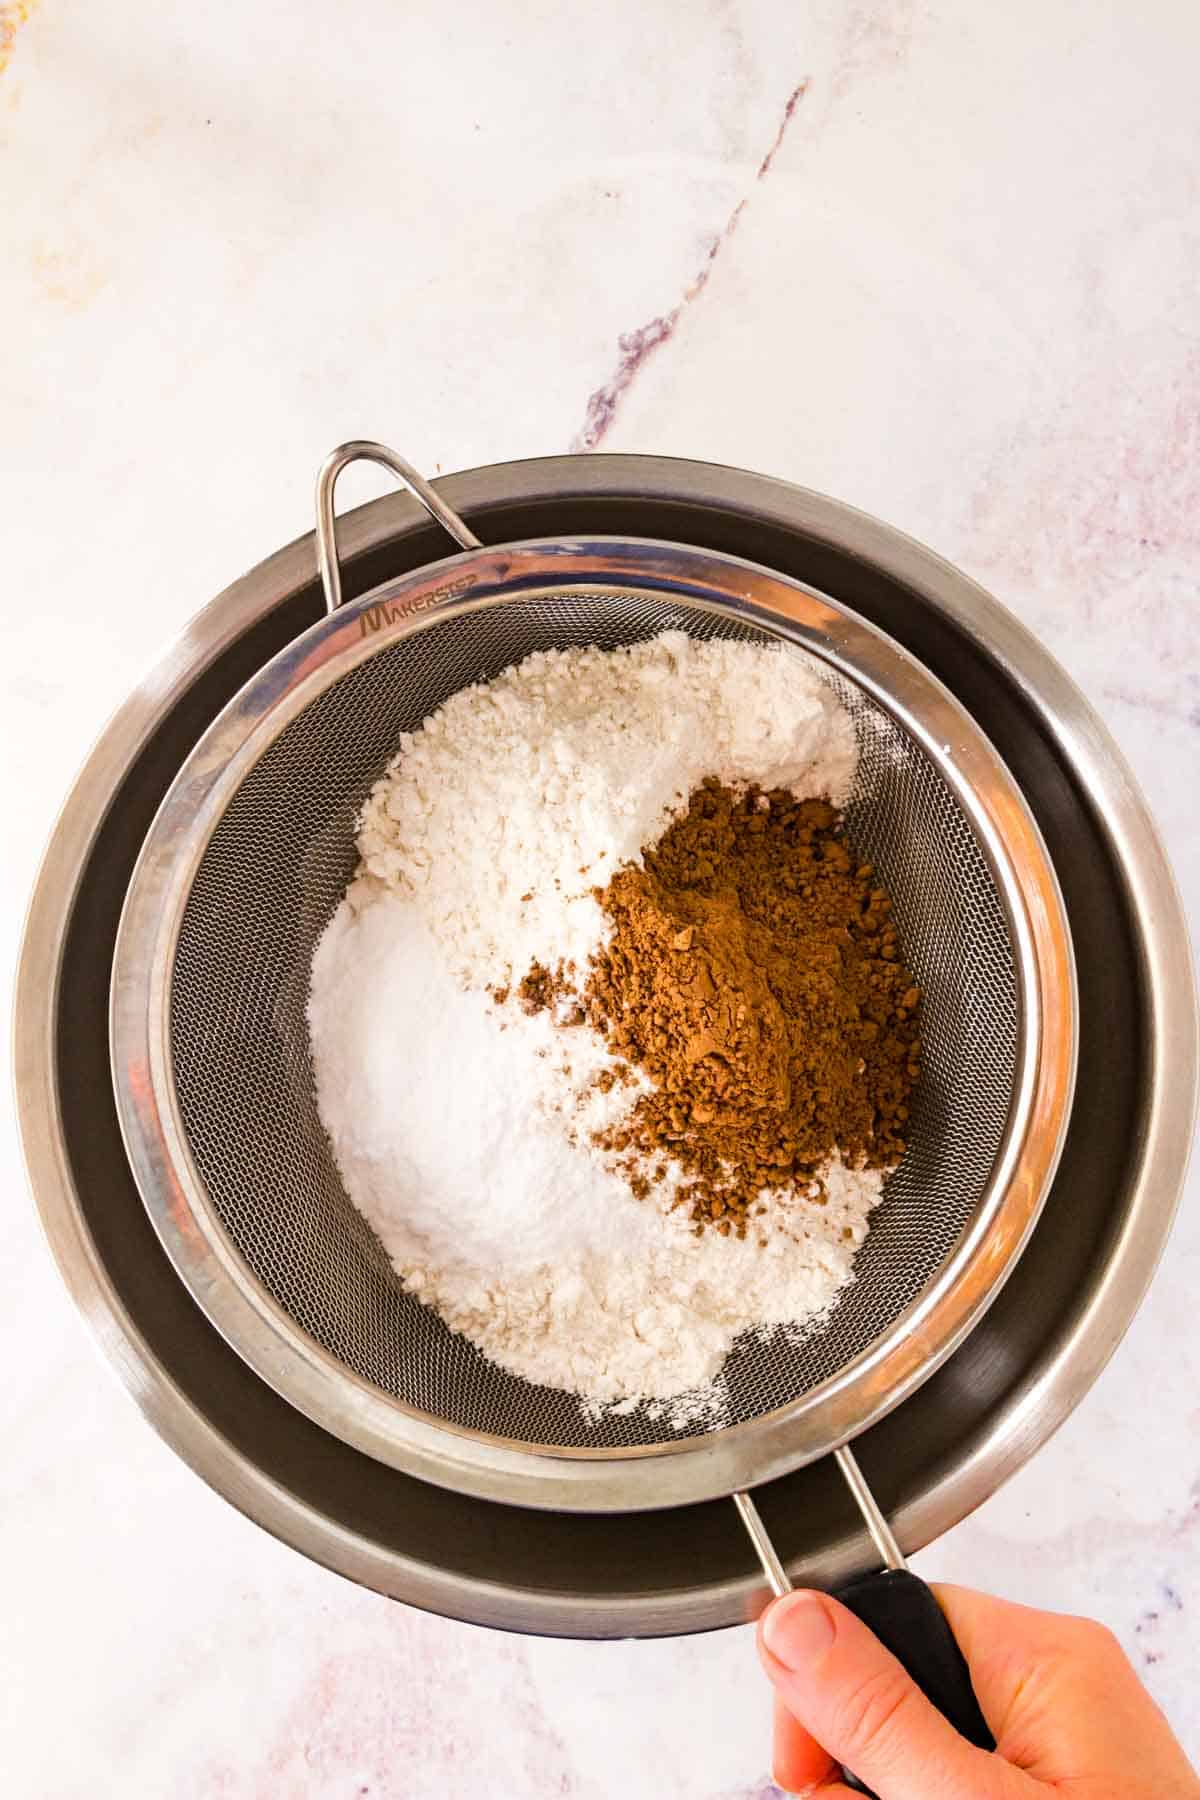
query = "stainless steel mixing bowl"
xmin=15 ymin=454 xmax=1197 ymax=1637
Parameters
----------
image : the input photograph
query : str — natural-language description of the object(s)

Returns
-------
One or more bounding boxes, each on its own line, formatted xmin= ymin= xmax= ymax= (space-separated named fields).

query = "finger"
xmin=773 ymin=1692 xmax=836 ymax=1794
xmin=757 ymin=1589 xmax=1029 ymax=1800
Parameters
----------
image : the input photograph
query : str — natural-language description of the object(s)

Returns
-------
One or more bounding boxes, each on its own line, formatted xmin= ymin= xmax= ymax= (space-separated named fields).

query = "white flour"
xmin=308 ymin=633 xmax=880 ymax=1421
xmin=354 ymin=631 xmax=856 ymax=986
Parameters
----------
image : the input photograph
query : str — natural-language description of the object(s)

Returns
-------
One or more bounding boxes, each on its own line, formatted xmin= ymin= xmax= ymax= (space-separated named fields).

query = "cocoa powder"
xmin=523 ymin=780 xmax=921 ymax=1233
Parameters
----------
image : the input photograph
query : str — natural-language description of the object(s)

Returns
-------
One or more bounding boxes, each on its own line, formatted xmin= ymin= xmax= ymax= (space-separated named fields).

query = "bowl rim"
xmin=107 ymin=531 xmax=1076 ymax=1513
xmin=14 ymin=452 xmax=1197 ymax=1634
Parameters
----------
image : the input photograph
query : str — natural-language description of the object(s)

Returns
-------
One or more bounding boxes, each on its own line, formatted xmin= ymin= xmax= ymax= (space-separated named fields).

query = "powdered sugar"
xmin=354 ymin=631 xmax=856 ymax=986
xmin=310 ymin=895 xmax=640 ymax=1275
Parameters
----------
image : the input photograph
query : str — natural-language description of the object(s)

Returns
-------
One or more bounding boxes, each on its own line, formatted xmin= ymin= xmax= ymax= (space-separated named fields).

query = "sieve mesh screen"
xmin=169 ymin=592 xmax=1018 ymax=1451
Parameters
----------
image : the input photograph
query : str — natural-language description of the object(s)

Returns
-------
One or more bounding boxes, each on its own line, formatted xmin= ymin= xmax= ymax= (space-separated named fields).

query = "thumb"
xmin=758 ymin=1589 xmax=1026 ymax=1800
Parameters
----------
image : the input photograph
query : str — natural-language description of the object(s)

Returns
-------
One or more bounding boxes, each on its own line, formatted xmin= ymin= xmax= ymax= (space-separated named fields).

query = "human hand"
xmin=757 ymin=1582 xmax=1200 ymax=1798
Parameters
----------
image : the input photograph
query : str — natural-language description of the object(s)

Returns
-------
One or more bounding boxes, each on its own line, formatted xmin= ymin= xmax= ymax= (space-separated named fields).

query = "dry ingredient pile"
xmin=307 ymin=632 xmax=920 ymax=1427
xmin=522 ymin=781 xmax=921 ymax=1235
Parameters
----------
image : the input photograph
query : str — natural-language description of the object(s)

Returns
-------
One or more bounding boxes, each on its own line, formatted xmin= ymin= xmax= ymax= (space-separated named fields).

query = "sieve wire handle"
xmin=735 ymin=1446 xmax=905 ymax=1600
xmin=739 ymin=1447 xmax=994 ymax=1797
xmin=315 ymin=441 xmax=482 ymax=614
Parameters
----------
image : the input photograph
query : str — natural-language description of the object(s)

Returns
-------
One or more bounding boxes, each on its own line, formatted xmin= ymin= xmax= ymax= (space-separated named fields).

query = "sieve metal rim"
xmin=111 ymin=533 xmax=1077 ymax=1513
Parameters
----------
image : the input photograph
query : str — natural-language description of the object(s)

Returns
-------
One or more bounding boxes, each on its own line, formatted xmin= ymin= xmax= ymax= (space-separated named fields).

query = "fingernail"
xmin=762 ymin=1591 xmax=836 ymax=1670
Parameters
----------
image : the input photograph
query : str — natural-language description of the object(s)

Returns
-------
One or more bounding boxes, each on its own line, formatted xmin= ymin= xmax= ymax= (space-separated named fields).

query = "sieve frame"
xmin=111 ymin=533 xmax=1076 ymax=1514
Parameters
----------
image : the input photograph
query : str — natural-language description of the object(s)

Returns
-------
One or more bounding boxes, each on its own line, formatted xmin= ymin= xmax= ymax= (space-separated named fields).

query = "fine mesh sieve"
xmin=170 ymin=601 xmax=1015 ymax=1456
xmin=112 ymin=442 xmax=1076 ymax=1527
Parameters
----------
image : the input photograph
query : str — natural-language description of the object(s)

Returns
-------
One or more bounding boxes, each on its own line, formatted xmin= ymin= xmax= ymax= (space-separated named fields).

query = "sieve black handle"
xmin=833 ymin=1569 xmax=994 ymax=1796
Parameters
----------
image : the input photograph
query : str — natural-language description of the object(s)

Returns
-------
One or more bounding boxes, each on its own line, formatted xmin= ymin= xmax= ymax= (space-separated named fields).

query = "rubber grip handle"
xmin=833 ymin=1568 xmax=994 ymax=1796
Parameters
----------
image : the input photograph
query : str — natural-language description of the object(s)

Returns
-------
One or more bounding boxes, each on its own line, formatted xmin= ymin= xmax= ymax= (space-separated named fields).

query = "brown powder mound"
xmin=576 ymin=780 xmax=921 ymax=1231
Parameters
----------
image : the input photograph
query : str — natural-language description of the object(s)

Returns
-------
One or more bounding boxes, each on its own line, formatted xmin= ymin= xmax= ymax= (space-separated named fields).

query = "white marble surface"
xmin=2 ymin=1 xmax=1198 ymax=1794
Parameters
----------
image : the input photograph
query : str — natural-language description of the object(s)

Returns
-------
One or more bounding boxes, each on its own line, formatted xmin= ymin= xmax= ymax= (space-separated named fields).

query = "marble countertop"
xmin=2 ymin=1 xmax=1197 ymax=1794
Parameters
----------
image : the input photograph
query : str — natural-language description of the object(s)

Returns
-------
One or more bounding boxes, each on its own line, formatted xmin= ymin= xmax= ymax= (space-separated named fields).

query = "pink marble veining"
xmin=570 ymin=80 xmax=810 ymax=452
